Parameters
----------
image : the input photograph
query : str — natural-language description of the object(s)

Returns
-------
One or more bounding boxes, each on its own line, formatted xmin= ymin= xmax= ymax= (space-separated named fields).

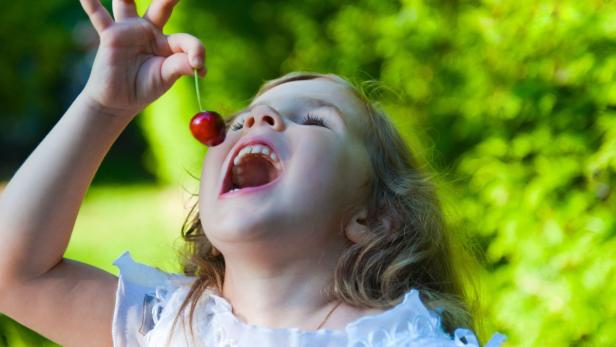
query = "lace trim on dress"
xmin=114 ymin=251 xmax=507 ymax=347
xmin=189 ymin=288 xmax=507 ymax=346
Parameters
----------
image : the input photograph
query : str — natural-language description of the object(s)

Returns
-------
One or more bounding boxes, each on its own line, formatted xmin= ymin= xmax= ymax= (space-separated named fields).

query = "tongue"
xmin=232 ymin=155 xmax=276 ymax=188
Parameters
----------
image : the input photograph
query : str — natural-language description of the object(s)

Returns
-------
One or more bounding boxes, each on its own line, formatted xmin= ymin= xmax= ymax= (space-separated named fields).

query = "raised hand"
xmin=79 ymin=0 xmax=206 ymax=119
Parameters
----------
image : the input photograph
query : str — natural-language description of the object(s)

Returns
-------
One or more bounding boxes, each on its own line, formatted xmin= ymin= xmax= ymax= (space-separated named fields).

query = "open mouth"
xmin=221 ymin=143 xmax=283 ymax=196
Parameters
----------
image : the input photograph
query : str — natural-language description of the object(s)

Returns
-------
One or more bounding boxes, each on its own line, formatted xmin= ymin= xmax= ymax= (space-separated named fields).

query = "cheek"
xmin=289 ymin=139 xmax=349 ymax=201
xmin=200 ymin=146 xmax=230 ymax=202
xmin=297 ymin=139 xmax=369 ymax=207
xmin=201 ymin=154 xmax=217 ymax=192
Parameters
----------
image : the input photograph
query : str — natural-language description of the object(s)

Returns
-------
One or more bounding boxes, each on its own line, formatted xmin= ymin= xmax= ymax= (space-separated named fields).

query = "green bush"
xmin=144 ymin=1 xmax=613 ymax=345
xmin=1 ymin=0 xmax=613 ymax=345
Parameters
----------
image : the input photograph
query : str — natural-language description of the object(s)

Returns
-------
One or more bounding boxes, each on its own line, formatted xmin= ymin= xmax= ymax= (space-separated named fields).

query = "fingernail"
xmin=191 ymin=56 xmax=203 ymax=68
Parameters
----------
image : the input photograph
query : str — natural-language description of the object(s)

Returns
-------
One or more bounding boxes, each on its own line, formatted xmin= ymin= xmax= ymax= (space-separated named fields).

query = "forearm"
xmin=0 ymin=92 xmax=134 ymax=283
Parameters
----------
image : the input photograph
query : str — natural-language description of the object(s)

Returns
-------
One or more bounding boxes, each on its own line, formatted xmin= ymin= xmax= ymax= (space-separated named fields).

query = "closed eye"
xmin=301 ymin=113 xmax=327 ymax=127
xmin=230 ymin=121 xmax=243 ymax=131
xmin=228 ymin=114 xmax=246 ymax=131
xmin=228 ymin=113 xmax=327 ymax=131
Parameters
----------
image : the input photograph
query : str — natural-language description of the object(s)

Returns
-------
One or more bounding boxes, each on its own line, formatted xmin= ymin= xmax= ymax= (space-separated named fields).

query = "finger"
xmin=161 ymin=52 xmax=203 ymax=86
xmin=79 ymin=0 xmax=114 ymax=34
xmin=144 ymin=0 xmax=180 ymax=30
xmin=112 ymin=0 xmax=138 ymax=21
xmin=166 ymin=33 xmax=206 ymax=70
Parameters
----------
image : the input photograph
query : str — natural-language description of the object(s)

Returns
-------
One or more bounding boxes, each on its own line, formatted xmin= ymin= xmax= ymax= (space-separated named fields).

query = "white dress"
xmin=112 ymin=251 xmax=506 ymax=347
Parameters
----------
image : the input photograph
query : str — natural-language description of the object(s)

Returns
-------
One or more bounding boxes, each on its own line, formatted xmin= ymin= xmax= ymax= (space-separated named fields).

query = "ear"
xmin=344 ymin=207 xmax=400 ymax=243
xmin=344 ymin=207 xmax=371 ymax=243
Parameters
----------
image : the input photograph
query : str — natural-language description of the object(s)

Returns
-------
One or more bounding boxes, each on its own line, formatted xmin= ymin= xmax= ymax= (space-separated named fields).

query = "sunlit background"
xmin=1 ymin=0 xmax=615 ymax=346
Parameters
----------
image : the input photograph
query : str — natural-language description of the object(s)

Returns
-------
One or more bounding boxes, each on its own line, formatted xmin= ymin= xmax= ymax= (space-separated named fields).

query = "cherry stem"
xmin=193 ymin=69 xmax=203 ymax=112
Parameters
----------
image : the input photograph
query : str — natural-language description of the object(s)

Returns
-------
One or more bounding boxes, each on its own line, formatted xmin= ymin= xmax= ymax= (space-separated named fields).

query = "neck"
xmin=220 ymin=238 xmax=348 ymax=330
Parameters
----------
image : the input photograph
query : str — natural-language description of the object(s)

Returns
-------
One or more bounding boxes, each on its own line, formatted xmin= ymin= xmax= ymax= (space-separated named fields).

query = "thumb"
xmin=160 ymin=53 xmax=206 ymax=86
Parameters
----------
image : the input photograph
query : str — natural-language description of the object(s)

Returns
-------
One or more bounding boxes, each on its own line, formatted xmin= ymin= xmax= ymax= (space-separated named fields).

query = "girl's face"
xmin=199 ymin=78 xmax=372 ymax=259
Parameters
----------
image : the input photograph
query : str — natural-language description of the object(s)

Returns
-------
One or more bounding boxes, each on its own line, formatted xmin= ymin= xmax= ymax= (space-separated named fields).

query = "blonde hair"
xmin=171 ymin=71 xmax=481 ymax=341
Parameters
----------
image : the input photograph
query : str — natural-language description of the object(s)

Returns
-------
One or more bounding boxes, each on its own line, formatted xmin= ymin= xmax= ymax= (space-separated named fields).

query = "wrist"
xmin=77 ymin=90 xmax=138 ymax=123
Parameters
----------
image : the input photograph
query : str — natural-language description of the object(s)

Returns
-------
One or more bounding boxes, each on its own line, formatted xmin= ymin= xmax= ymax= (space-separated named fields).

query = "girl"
xmin=0 ymin=0 xmax=506 ymax=346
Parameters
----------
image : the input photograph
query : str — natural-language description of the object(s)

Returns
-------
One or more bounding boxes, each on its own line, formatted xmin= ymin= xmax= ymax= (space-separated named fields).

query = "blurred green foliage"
xmin=0 ymin=185 xmax=189 ymax=346
xmin=1 ymin=0 xmax=614 ymax=346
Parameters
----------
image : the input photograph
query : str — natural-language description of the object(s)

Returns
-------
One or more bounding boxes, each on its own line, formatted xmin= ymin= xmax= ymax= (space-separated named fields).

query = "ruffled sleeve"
xmin=344 ymin=289 xmax=507 ymax=347
xmin=111 ymin=251 xmax=195 ymax=347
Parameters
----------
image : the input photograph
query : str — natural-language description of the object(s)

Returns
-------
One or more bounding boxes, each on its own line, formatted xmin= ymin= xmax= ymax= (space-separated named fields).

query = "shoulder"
xmin=111 ymin=251 xmax=197 ymax=347
xmin=341 ymin=290 xmax=507 ymax=347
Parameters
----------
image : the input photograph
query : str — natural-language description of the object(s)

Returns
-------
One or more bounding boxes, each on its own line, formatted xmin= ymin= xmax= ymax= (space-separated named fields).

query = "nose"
xmin=243 ymin=106 xmax=285 ymax=131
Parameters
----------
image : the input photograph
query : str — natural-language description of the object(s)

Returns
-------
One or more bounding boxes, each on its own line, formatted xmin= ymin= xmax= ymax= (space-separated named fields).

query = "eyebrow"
xmin=225 ymin=97 xmax=346 ymax=127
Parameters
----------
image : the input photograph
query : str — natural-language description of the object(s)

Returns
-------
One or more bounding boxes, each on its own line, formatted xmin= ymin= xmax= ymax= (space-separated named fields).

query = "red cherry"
xmin=190 ymin=111 xmax=226 ymax=146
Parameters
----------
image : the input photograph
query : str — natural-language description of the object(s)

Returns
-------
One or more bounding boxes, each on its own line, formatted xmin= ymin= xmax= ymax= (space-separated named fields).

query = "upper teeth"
xmin=233 ymin=144 xmax=279 ymax=167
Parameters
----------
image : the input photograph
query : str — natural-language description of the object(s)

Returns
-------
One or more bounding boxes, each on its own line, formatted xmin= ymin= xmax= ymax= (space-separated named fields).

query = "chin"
xmin=202 ymin=214 xmax=279 ymax=243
